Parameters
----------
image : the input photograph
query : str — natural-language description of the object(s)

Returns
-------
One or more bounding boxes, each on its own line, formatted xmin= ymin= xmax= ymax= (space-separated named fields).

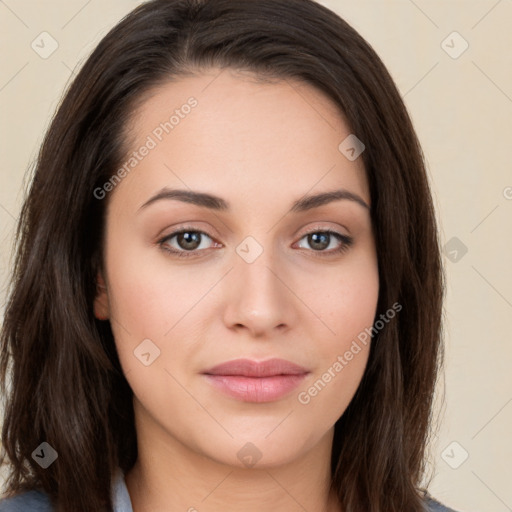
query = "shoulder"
xmin=424 ymin=494 xmax=462 ymax=512
xmin=0 ymin=489 xmax=53 ymax=511
xmin=0 ymin=467 xmax=131 ymax=512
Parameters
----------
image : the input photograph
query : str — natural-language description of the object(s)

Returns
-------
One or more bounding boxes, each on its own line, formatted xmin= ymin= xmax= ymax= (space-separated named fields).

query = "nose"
xmin=222 ymin=245 xmax=297 ymax=338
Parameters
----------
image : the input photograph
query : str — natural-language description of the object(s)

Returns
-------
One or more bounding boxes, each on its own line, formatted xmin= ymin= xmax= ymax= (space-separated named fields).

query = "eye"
xmin=295 ymin=229 xmax=353 ymax=256
xmin=158 ymin=227 xmax=218 ymax=258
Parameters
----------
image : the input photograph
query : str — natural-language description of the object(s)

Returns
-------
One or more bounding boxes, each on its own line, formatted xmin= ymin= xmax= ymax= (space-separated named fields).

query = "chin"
xmin=195 ymin=425 xmax=321 ymax=470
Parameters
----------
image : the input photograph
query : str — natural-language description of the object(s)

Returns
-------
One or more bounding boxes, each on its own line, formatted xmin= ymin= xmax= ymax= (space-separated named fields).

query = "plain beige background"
xmin=0 ymin=1 xmax=511 ymax=511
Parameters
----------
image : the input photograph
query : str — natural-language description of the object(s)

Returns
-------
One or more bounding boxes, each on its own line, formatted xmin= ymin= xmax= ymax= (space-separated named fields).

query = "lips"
xmin=204 ymin=358 xmax=308 ymax=377
xmin=202 ymin=358 xmax=309 ymax=403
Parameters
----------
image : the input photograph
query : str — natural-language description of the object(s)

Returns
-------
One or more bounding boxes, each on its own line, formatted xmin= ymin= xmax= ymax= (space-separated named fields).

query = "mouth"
xmin=202 ymin=358 xmax=309 ymax=403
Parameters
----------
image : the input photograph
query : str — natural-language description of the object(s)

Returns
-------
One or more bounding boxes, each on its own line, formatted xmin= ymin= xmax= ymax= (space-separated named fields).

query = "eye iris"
xmin=177 ymin=231 xmax=201 ymax=250
xmin=309 ymin=232 xmax=329 ymax=250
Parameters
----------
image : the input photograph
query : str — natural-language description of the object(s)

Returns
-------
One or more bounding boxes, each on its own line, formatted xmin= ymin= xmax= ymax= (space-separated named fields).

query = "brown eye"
xmin=158 ymin=228 xmax=217 ymax=258
xmin=296 ymin=230 xmax=353 ymax=255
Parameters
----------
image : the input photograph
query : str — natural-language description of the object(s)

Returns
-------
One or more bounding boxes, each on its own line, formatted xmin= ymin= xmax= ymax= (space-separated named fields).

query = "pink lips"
xmin=202 ymin=358 xmax=309 ymax=403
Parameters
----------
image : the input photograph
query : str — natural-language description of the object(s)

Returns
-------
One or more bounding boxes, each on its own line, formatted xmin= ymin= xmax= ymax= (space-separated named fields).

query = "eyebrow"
xmin=138 ymin=187 xmax=370 ymax=213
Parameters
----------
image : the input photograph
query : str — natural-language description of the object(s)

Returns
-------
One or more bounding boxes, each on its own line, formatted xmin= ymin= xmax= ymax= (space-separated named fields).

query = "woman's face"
xmin=94 ymin=69 xmax=379 ymax=468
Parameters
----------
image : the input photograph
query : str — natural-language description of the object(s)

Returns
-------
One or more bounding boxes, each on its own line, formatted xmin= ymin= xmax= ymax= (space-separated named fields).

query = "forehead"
xmin=113 ymin=68 xmax=369 ymax=211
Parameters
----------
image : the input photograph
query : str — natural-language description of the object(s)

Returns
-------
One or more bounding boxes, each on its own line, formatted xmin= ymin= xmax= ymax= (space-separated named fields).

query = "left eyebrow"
xmin=290 ymin=189 xmax=370 ymax=212
xmin=138 ymin=187 xmax=370 ymax=212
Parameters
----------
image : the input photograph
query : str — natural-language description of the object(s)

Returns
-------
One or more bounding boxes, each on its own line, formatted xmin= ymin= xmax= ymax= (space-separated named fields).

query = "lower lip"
xmin=203 ymin=374 xmax=308 ymax=403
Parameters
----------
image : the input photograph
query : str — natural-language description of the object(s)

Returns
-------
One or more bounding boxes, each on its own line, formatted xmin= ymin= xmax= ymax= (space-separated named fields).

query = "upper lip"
xmin=203 ymin=358 xmax=309 ymax=377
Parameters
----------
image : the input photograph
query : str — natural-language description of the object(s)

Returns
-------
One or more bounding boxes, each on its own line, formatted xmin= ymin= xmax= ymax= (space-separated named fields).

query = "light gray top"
xmin=0 ymin=468 xmax=461 ymax=511
xmin=0 ymin=468 xmax=131 ymax=512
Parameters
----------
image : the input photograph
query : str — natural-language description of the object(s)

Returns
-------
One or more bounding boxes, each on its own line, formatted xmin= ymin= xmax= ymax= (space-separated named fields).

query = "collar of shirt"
xmin=112 ymin=468 xmax=134 ymax=512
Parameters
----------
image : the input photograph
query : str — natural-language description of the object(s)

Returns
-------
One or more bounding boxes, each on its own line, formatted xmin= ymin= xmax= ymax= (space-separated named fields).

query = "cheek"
xmin=294 ymin=248 xmax=379 ymax=420
xmin=299 ymin=294 xmax=377 ymax=418
xmin=295 ymin=344 xmax=370 ymax=432
xmin=321 ymin=276 xmax=378 ymax=340
xmin=310 ymin=246 xmax=379 ymax=354
xmin=103 ymin=232 xmax=220 ymax=386
xmin=104 ymin=236 xmax=210 ymax=337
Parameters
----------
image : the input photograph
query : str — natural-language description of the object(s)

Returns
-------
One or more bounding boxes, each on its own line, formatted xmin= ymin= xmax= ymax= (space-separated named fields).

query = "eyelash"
xmin=157 ymin=225 xmax=354 ymax=259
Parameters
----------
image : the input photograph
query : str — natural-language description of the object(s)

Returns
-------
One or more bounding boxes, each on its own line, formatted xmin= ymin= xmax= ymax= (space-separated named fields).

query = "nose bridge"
xmin=224 ymin=232 xmax=294 ymax=333
xmin=235 ymin=233 xmax=283 ymax=303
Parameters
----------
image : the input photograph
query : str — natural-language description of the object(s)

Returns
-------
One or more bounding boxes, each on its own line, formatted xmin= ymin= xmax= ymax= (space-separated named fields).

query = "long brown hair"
xmin=0 ymin=0 xmax=445 ymax=510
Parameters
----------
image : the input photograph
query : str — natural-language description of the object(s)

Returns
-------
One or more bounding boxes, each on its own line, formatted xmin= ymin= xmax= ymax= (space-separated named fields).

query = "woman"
xmin=0 ymin=0 xmax=458 ymax=511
